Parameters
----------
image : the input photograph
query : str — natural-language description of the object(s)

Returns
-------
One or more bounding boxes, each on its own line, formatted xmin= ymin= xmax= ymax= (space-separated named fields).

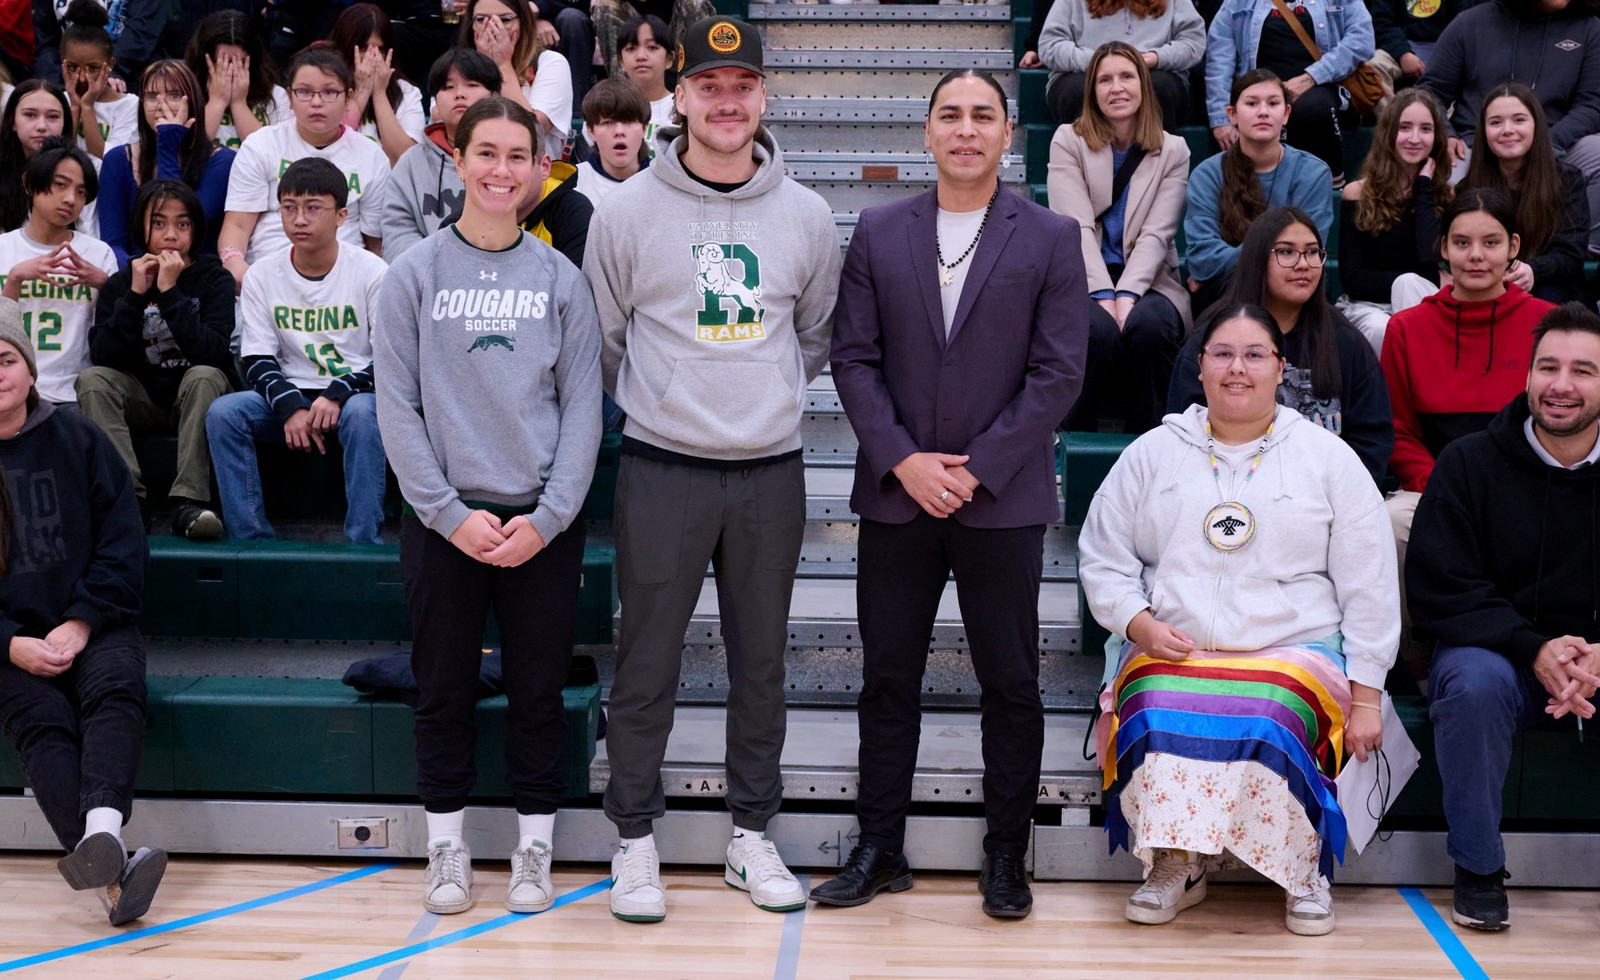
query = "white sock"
xmin=517 ymin=813 xmax=555 ymax=852
xmin=426 ymin=810 xmax=465 ymax=851
xmin=82 ymin=808 xmax=125 ymax=851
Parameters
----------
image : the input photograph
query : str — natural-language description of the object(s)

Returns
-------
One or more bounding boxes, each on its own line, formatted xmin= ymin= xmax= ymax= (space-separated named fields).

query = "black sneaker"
xmin=172 ymin=502 xmax=224 ymax=541
xmin=1452 ymin=864 xmax=1510 ymax=931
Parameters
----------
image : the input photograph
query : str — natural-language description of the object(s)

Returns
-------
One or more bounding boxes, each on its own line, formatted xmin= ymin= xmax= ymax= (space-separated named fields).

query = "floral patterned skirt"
xmin=1098 ymin=642 xmax=1352 ymax=894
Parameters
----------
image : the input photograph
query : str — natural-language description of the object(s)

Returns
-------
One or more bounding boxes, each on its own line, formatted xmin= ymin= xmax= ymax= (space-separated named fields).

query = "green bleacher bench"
xmin=143 ymin=538 xmax=618 ymax=644
xmin=0 ymin=676 xmax=600 ymax=802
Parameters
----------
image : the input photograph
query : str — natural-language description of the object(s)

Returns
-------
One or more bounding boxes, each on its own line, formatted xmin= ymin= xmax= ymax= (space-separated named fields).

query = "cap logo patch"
xmin=708 ymin=21 xmax=742 ymax=54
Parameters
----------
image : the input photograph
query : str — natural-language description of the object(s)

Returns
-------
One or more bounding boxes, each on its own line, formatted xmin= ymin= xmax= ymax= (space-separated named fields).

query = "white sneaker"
xmin=1286 ymin=884 xmax=1336 ymax=935
xmin=725 ymin=832 xmax=806 ymax=913
xmin=610 ymin=837 xmax=666 ymax=922
xmin=1125 ymin=849 xmax=1207 ymax=925
xmin=506 ymin=842 xmax=554 ymax=913
xmin=423 ymin=842 xmax=474 ymax=914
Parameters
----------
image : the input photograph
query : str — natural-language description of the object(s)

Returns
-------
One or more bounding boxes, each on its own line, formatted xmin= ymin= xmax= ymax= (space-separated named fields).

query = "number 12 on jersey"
xmin=303 ymin=342 xmax=351 ymax=377
xmin=22 ymin=310 xmax=63 ymax=351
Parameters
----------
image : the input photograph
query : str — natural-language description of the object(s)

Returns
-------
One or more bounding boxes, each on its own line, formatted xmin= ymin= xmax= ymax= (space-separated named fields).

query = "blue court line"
xmin=298 ymin=877 xmax=612 ymax=980
xmin=1398 ymin=887 xmax=1491 ymax=980
xmin=374 ymin=913 xmax=441 ymax=980
xmin=0 ymin=862 xmax=398 ymax=975
xmin=773 ymin=874 xmax=810 ymax=980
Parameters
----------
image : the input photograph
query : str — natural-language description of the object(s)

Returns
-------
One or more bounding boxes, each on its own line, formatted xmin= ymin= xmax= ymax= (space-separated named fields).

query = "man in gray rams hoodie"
xmin=583 ymin=16 xmax=841 ymax=924
xmin=1419 ymin=0 xmax=1600 ymax=248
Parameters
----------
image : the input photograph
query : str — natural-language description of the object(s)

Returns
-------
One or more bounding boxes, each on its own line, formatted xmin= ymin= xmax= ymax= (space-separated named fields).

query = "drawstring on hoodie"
xmin=1452 ymin=295 xmax=1501 ymax=374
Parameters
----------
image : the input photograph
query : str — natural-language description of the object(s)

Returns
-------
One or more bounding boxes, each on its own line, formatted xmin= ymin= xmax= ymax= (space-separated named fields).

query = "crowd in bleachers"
xmin=0 ymin=0 xmax=1597 ymax=943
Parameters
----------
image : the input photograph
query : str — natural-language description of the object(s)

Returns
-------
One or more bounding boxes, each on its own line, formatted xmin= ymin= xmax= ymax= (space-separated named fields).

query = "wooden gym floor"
xmin=0 ymin=856 xmax=1593 ymax=978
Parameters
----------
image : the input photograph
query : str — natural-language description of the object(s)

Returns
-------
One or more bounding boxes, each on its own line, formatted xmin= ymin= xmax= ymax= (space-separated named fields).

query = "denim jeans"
xmin=0 ymin=625 xmax=147 ymax=851
xmin=1429 ymin=644 xmax=1598 ymax=874
xmin=204 ymin=390 xmax=387 ymax=544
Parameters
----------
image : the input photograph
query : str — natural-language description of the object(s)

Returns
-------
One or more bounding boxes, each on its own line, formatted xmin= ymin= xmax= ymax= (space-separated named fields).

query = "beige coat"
xmin=1047 ymin=126 xmax=1191 ymax=328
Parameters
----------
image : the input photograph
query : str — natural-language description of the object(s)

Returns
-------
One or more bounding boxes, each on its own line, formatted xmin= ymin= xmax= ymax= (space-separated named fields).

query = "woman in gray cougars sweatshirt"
xmin=372 ymin=96 xmax=602 ymax=917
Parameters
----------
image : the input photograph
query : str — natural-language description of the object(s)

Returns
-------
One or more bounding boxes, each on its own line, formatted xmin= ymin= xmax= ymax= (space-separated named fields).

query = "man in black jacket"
xmin=1408 ymin=301 xmax=1600 ymax=933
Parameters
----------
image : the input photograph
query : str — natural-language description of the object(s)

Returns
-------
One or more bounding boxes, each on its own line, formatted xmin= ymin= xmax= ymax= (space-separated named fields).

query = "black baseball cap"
xmin=676 ymin=16 xmax=764 ymax=78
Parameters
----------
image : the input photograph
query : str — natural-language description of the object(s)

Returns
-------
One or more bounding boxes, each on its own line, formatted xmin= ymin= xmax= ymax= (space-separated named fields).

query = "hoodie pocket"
xmin=658 ymin=359 xmax=798 ymax=451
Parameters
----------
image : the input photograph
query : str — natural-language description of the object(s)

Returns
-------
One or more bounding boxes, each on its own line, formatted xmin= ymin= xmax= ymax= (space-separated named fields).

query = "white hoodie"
xmin=1078 ymin=404 xmax=1399 ymax=690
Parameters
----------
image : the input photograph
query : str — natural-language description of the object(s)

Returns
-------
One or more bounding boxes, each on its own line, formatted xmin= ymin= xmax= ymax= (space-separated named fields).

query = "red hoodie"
xmin=1381 ymin=283 xmax=1554 ymax=492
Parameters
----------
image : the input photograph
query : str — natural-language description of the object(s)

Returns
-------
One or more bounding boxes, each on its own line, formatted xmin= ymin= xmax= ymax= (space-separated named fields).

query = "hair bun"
xmin=63 ymin=0 xmax=110 ymax=30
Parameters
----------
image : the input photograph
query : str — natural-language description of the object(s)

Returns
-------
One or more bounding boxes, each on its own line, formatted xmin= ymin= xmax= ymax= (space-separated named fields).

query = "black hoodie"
xmin=1407 ymin=394 xmax=1600 ymax=665
xmin=90 ymin=257 xmax=240 ymax=409
xmin=0 ymin=402 xmax=147 ymax=650
xmin=1418 ymin=0 xmax=1600 ymax=149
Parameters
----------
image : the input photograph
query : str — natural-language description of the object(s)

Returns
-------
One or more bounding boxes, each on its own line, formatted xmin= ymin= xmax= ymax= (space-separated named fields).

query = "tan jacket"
xmin=1046 ymin=126 xmax=1191 ymax=329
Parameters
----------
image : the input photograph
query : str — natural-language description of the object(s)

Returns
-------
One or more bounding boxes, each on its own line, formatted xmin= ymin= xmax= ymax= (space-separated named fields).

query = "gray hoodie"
xmin=381 ymin=125 xmax=464 ymax=264
xmin=583 ymin=126 xmax=842 ymax=460
xmin=373 ymin=227 xmax=602 ymax=542
xmin=1078 ymin=405 xmax=1399 ymax=690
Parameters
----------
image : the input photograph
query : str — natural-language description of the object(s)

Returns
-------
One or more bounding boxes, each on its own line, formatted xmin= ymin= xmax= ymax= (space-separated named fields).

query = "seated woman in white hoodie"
xmin=1078 ymin=303 xmax=1398 ymax=937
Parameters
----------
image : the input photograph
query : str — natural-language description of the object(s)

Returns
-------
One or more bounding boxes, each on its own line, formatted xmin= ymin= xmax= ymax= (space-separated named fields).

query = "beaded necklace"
xmin=1201 ymin=411 xmax=1277 ymax=552
xmin=936 ymin=182 xmax=1000 ymax=287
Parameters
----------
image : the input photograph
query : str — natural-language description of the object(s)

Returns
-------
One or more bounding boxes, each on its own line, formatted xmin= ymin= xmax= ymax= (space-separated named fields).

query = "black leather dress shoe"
xmin=978 ymin=853 xmax=1032 ymax=919
xmin=808 ymin=843 xmax=913 ymax=907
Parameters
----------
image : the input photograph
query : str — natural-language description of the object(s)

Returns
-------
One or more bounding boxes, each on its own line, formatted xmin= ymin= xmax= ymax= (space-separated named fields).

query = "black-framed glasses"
xmin=1271 ymin=246 xmax=1327 ymax=268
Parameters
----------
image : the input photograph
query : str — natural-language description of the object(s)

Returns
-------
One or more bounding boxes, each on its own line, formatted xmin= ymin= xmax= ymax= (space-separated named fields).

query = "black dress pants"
xmin=854 ymin=514 xmax=1045 ymax=859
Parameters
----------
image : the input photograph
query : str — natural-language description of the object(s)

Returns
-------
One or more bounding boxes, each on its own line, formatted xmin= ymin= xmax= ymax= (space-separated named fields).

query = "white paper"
xmin=1336 ymin=692 xmax=1422 ymax=855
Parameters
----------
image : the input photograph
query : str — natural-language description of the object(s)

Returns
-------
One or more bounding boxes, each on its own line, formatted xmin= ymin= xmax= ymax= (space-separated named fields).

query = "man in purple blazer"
xmin=809 ymin=69 xmax=1089 ymax=919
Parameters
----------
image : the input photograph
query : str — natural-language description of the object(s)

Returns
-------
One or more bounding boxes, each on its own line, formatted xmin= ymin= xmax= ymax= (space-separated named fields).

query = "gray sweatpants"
xmin=602 ymin=451 xmax=805 ymax=839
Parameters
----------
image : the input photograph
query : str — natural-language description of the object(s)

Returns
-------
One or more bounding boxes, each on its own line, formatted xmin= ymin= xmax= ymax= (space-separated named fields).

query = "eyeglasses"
xmin=278 ymin=202 xmax=331 ymax=219
xmin=62 ymin=61 xmax=106 ymax=75
xmin=1201 ymin=344 xmax=1280 ymax=369
xmin=291 ymin=87 xmax=347 ymax=103
xmin=144 ymin=92 xmax=186 ymax=106
xmin=473 ymin=13 xmax=518 ymax=26
xmin=1271 ymin=246 xmax=1328 ymax=268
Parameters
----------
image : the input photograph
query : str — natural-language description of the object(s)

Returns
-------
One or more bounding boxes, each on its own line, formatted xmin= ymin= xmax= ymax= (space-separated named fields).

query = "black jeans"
xmin=1047 ymin=69 xmax=1191 ymax=128
xmin=1285 ymin=82 xmax=1348 ymax=179
xmin=1064 ymin=292 xmax=1187 ymax=434
xmin=854 ymin=516 xmax=1045 ymax=859
xmin=403 ymin=513 xmax=586 ymax=816
xmin=0 ymin=625 xmax=147 ymax=851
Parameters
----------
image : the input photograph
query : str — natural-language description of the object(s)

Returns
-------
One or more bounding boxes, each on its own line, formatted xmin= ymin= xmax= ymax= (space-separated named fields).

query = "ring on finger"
xmin=938 ymin=490 xmax=949 ymax=501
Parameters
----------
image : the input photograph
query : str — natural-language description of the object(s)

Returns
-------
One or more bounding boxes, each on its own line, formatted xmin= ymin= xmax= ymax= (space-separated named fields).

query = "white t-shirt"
xmin=215 ymin=86 xmax=293 ymax=151
xmin=0 ymin=227 xmax=117 ymax=403
xmin=225 ymin=120 xmax=391 ymax=264
xmin=575 ymin=156 xmax=639 ymax=206
xmin=522 ymin=49 xmax=573 ymax=160
xmin=647 ymin=94 xmax=672 ymax=159
xmin=936 ymin=206 xmax=987 ymax=338
xmin=239 ymin=243 xmax=387 ymax=390
xmin=78 ymin=92 xmax=140 ymax=157
xmin=358 ymin=79 xmax=426 ymax=146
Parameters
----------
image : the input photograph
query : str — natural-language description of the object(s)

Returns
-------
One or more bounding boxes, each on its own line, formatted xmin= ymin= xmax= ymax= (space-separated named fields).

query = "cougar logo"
xmin=468 ymin=335 xmax=515 ymax=353
xmin=694 ymin=242 xmax=766 ymax=341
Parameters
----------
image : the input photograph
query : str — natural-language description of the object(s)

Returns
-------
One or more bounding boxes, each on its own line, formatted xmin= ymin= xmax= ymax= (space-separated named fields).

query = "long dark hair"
xmin=1464 ymin=83 xmax=1565 ymax=258
xmin=328 ymin=4 xmax=406 ymax=121
xmin=185 ymin=10 xmax=280 ymax=118
xmin=1197 ymin=302 xmax=1287 ymax=352
xmin=134 ymin=61 xmax=214 ymax=187
xmin=1437 ymin=187 xmax=1521 ymax=270
xmin=1219 ymin=69 xmax=1290 ymax=246
xmin=1221 ymin=207 xmax=1342 ymax=399
xmin=130 ymin=179 xmax=205 ymax=256
xmin=0 ymin=81 xmax=71 ymax=231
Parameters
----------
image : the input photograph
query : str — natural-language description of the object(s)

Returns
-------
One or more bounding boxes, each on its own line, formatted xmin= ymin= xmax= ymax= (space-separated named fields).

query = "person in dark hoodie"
xmin=514 ymin=129 xmax=592 ymax=268
xmin=78 ymin=180 xmax=238 ymax=540
xmin=0 ymin=298 xmax=167 ymax=927
xmin=381 ymin=47 xmax=502 ymax=263
xmin=1417 ymin=0 xmax=1600 ymax=249
xmin=1407 ymin=302 xmax=1600 ymax=932
xmin=1370 ymin=0 xmax=1481 ymax=82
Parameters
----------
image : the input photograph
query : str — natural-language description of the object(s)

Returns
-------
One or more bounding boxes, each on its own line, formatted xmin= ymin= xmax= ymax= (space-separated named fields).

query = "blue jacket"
xmin=98 ymin=125 xmax=236 ymax=269
xmin=1183 ymin=144 xmax=1334 ymax=284
xmin=1205 ymin=0 xmax=1376 ymax=128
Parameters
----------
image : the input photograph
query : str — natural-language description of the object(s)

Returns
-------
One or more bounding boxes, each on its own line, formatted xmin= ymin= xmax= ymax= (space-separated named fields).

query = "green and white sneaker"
xmin=423 ymin=841 xmax=474 ymax=914
xmin=610 ymin=837 xmax=666 ymax=922
xmin=725 ymin=831 xmax=806 ymax=912
xmin=506 ymin=842 xmax=553 ymax=913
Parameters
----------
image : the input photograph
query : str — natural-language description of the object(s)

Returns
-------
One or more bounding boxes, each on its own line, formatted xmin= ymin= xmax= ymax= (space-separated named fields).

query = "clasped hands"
xmin=449 ymin=511 xmax=546 ymax=567
xmin=1535 ymin=636 xmax=1600 ymax=722
xmin=9 ymin=619 xmax=91 ymax=678
xmin=893 ymin=452 xmax=979 ymax=518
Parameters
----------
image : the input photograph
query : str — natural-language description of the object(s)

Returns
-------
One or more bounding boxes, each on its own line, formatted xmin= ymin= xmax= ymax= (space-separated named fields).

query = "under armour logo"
xmin=1212 ymin=515 xmax=1247 ymax=537
xmin=479 ymin=270 xmax=497 ymax=281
